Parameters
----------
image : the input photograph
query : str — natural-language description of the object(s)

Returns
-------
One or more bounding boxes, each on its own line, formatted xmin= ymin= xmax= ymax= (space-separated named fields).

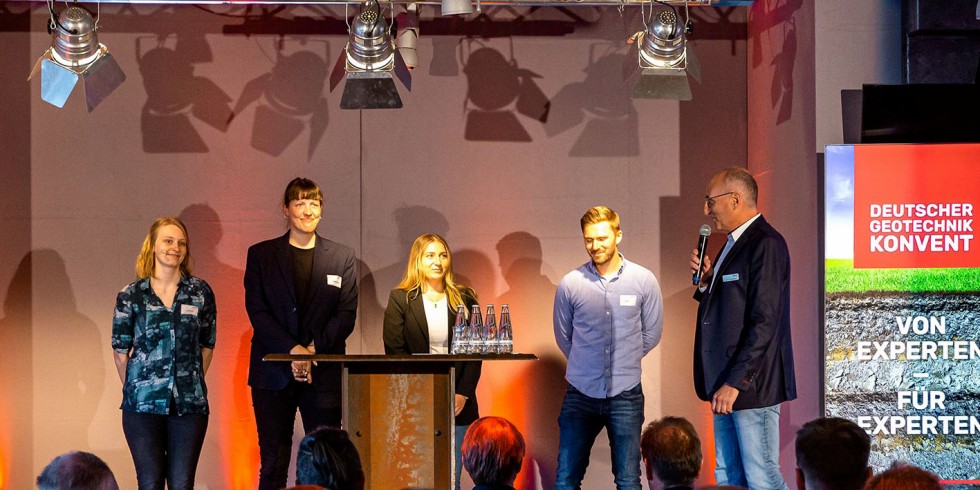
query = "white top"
xmin=422 ymin=295 xmax=449 ymax=354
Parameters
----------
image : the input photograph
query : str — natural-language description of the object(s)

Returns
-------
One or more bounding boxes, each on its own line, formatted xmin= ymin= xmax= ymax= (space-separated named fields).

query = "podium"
xmin=265 ymin=353 xmax=536 ymax=490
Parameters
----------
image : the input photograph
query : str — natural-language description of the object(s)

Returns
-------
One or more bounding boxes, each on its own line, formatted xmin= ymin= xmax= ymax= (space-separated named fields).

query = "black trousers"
xmin=252 ymin=383 xmax=342 ymax=490
xmin=122 ymin=409 xmax=208 ymax=490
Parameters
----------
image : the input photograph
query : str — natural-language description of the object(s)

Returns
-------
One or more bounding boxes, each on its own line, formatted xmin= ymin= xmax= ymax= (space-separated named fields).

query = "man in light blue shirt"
xmin=553 ymin=206 xmax=664 ymax=490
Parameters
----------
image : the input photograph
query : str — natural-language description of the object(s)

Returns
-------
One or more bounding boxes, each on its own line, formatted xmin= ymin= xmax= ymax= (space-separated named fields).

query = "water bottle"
xmin=468 ymin=304 xmax=484 ymax=354
xmin=484 ymin=304 xmax=499 ymax=354
xmin=498 ymin=304 xmax=514 ymax=354
xmin=450 ymin=304 xmax=467 ymax=354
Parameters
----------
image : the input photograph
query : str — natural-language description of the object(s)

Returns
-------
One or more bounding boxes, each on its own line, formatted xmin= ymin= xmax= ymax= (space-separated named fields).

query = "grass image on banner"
xmin=826 ymin=259 xmax=980 ymax=293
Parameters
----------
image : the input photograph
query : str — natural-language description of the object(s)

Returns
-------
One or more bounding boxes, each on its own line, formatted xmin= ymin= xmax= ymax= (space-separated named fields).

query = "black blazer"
xmin=245 ymin=232 xmax=358 ymax=394
xmin=382 ymin=287 xmax=482 ymax=425
xmin=693 ymin=215 xmax=797 ymax=410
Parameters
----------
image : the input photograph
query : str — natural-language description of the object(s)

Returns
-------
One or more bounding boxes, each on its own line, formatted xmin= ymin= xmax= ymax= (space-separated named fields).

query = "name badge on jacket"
xmin=181 ymin=304 xmax=199 ymax=316
xmin=326 ymin=275 xmax=343 ymax=288
xmin=620 ymin=295 xmax=637 ymax=306
xmin=722 ymin=273 xmax=740 ymax=283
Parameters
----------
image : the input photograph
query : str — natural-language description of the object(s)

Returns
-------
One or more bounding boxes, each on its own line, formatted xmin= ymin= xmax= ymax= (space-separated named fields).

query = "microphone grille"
xmin=699 ymin=224 xmax=712 ymax=236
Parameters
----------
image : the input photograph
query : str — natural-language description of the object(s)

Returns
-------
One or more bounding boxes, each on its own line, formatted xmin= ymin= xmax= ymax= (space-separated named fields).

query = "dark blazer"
xmin=693 ymin=215 xmax=796 ymax=411
xmin=382 ymin=287 xmax=482 ymax=425
xmin=245 ymin=232 xmax=358 ymax=395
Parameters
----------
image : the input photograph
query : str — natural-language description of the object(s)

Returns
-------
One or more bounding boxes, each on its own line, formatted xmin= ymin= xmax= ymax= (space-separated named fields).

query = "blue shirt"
xmin=553 ymin=254 xmax=663 ymax=398
xmin=112 ymin=276 xmax=217 ymax=415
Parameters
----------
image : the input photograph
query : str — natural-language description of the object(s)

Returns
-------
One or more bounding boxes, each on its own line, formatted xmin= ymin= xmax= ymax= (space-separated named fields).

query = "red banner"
xmin=853 ymin=144 xmax=980 ymax=269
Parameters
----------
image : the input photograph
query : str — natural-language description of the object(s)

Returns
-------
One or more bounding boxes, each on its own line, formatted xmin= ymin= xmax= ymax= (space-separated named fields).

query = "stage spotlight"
xmin=28 ymin=3 xmax=125 ymax=111
xmin=329 ymin=0 xmax=411 ymax=110
xmin=441 ymin=0 xmax=473 ymax=16
xmin=640 ymin=8 xmax=685 ymax=69
xmin=625 ymin=3 xmax=700 ymax=101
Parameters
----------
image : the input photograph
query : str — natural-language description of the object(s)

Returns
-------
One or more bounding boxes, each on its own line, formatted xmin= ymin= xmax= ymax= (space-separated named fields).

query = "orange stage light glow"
xmin=211 ymin=326 xmax=261 ymax=489
xmin=0 ymin=405 xmax=11 ymax=490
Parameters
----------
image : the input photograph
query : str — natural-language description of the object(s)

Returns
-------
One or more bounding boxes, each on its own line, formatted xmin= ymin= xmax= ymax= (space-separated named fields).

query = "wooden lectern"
xmin=265 ymin=353 xmax=536 ymax=490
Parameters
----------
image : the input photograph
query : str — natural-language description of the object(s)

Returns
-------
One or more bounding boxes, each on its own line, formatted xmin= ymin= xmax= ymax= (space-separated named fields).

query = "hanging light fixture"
xmin=28 ymin=2 xmax=125 ymax=111
xmin=441 ymin=0 xmax=473 ymax=16
xmin=330 ymin=0 xmax=411 ymax=110
xmin=625 ymin=1 xmax=700 ymax=101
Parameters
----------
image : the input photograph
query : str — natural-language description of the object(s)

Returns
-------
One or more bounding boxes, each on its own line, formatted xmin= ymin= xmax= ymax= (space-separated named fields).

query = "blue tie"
xmin=710 ymin=234 xmax=735 ymax=292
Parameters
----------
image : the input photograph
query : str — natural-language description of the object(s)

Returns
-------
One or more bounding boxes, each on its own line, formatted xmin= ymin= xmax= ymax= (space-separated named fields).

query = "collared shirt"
xmin=112 ymin=276 xmax=217 ymax=415
xmin=709 ymin=213 xmax=761 ymax=292
xmin=553 ymin=254 xmax=663 ymax=399
xmin=729 ymin=213 xmax=761 ymax=245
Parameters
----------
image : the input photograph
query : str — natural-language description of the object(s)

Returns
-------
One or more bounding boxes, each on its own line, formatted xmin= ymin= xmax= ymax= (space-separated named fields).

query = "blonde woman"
xmin=112 ymin=217 xmax=216 ymax=489
xmin=383 ymin=233 xmax=482 ymax=490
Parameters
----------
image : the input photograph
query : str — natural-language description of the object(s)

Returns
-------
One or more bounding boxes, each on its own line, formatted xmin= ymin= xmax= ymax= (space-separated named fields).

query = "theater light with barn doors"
xmin=625 ymin=1 xmax=700 ymax=101
xmin=29 ymin=1 xmax=125 ymax=111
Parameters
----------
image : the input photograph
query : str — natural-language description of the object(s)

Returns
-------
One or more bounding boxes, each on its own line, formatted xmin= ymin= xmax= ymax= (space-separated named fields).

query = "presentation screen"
xmin=824 ymin=143 xmax=980 ymax=483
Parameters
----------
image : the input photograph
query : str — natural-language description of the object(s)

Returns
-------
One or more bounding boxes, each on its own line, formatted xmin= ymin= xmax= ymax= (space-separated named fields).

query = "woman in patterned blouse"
xmin=111 ymin=217 xmax=217 ymax=489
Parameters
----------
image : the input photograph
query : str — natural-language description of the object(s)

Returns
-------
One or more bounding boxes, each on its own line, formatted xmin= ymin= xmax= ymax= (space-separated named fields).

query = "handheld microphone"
xmin=693 ymin=224 xmax=712 ymax=285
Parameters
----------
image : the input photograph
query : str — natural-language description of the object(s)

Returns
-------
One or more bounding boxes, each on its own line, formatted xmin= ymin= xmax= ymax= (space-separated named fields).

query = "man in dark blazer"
xmin=690 ymin=167 xmax=796 ymax=490
xmin=245 ymin=178 xmax=358 ymax=490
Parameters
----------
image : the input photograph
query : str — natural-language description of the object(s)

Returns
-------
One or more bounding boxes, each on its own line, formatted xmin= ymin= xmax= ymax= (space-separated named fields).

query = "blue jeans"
xmin=713 ymin=404 xmax=788 ymax=490
xmin=122 ymin=409 xmax=208 ymax=490
xmin=555 ymin=383 xmax=644 ymax=490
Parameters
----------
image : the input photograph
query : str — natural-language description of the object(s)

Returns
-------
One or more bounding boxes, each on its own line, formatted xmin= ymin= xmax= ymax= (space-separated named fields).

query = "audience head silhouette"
xmin=795 ymin=417 xmax=871 ymax=490
xmin=296 ymin=426 xmax=364 ymax=490
xmin=863 ymin=463 xmax=942 ymax=490
xmin=36 ymin=451 xmax=119 ymax=490
xmin=462 ymin=416 xmax=526 ymax=487
xmin=640 ymin=416 xmax=702 ymax=489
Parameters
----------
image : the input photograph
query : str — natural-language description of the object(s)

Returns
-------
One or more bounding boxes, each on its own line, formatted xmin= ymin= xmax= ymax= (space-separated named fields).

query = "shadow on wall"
xmin=461 ymin=40 xmax=551 ymax=143
xmin=227 ymin=38 xmax=331 ymax=160
xmin=489 ymin=232 xmax=563 ymax=490
xmin=137 ymin=32 xmax=232 ymax=153
xmin=0 ymin=252 xmax=34 ymax=488
xmin=545 ymin=48 xmax=639 ymax=158
xmin=749 ymin=0 xmax=803 ymax=126
xmin=30 ymin=250 xmax=105 ymax=462
xmin=452 ymin=249 xmax=496 ymax=309
xmin=424 ymin=7 xmax=600 ymax=143
xmin=359 ymin=206 xmax=450 ymax=355
xmin=179 ymin=204 xmax=258 ymax=488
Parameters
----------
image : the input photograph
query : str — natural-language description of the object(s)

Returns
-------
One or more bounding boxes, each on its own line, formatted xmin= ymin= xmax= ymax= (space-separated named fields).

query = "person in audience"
xmin=640 ymin=416 xmax=702 ymax=490
xmin=36 ymin=451 xmax=120 ymax=490
xmin=795 ymin=417 xmax=872 ymax=490
xmin=863 ymin=463 xmax=942 ymax=490
xmin=383 ymin=233 xmax=482 ymax=489
xmin=112 ymin=217 xmax=216 ymax=489
xmin=462 ymin=416 xmax=526 ymax=490
xmin=295 ymin=426 xmax=364 ymax=490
